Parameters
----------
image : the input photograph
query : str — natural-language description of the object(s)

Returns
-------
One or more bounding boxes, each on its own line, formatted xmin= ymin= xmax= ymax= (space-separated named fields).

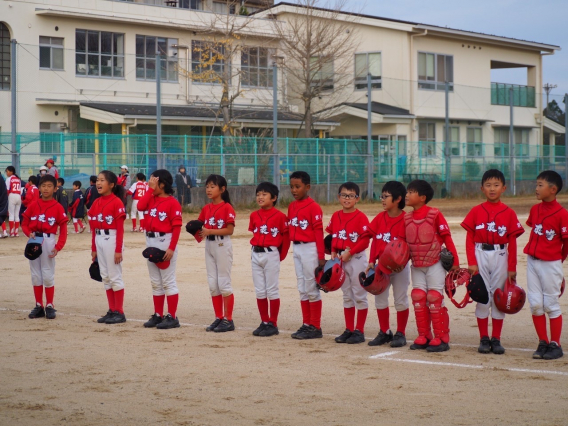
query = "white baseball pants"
xmin=95 ymin=230 xmax=124 ymax=291
xmin=146 ymin=233 xmax=178 ymax=296
xmin=527 ymin=256 xmax=564 ymax=319
xmin=293 ymin=242 xmax=321 ymax=302
xmin=374 ymin=263 xmax=411 ymax=310
xmin=341 ymin=252 xmax=369 ymax=309
xmin=8 ymin=193 xmax=21 ymax=222
xmin=474 ymin=244 xmax=509 ymax=320
xmin=29 ymin=233 xmax=56 ymax=288
xmin=205 ymin=236 xmax=233 ymax=297
xmin=411 ymin=261 xmax=446 ymax=297
xmin=131 ymin=200 xmax=144 ymax=220
xmin=251 ymin=247 xmax=280 ymax=300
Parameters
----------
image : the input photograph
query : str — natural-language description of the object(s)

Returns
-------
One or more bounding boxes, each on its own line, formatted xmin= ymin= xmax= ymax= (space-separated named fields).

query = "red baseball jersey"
xmin=6 ymin=175 xmax=21 ymax=194
xmin=524 ymin=200 xmax=568 ymax=261
xmin=23 ymin=185 xmax=39 ymax=207
xmin=198 ymin=201 xmax=236 ymax=230
xmin=325 ymin=209 xmax=370 ymax=255
xmin=138 ymin=189 xmax=183 ymax=250
xmin=128 ymin=181 xmax=149 ymax=201
xmin=367 ymin=211 xmax=406 ymax=263
xmin=287 ymin=197 xmax=324 ymax=259
xmin=88 ymin=194 xmax=127 ymax=253
xmin=461 ymin=201 xmax=524 ymax=244
xmin=22 ymin=198 xmax=68 ymax=251
xmin=249 ymin=207 xmax=289 ymax=248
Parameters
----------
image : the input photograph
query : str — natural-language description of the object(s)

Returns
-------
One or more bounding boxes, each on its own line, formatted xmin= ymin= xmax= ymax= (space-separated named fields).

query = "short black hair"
xmin=57 ymin=177 xmax=65 ymax=185
xmin=256 ymin=182 xmax=279 ymax=203
xmin=90 ymin=175 xmax=97 ymax=184
xmin=537 ymin=170 xmax=563 ymax=193
xmin=290 ymin=171 xmax=311 ymax=185
xmin=152 ymin=169 xmax=175 ymax=195
xmin=39 ymin=174 xmax=57 ymax=187
xmin=482 ymin=169 xmax=506 ymax=185
xmin=382 ymin=181 xmax=406 ymax=209
xmin=73 ymin=180 xmax=82 ymax=188
xmin=407 ymin=179 xmax=434 ymax=204
xmin=28 ymin=175 xmax=38 ymax=185
xmin=205 ymin=174 xmax=231 ymax=205
xmin=136 ymin=172 xmax=146 ymax=181
xmin=5 ymin=166 xmax=15 ymax=174
xmin=338 ymin=182 xmax=360 ymax=196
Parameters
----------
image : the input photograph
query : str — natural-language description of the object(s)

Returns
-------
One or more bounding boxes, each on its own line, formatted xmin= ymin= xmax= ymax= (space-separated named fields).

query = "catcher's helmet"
xmin=315 ymin=259 xmax=345 ymax=293
xmin=324 ymin=234 xmax=332 ymax=255
xmin=185 ymin=220 xmax=204 ymax=243
xmin=142 ymin=247 xmax=170 ymax=270
xmin=378 ymin=239 xmax=410 ymax=274
xmin=468 ymin=273 xmax=489 ymax=304
xmin=89 ymin=260 xmax=103 ymax=282
xmin=359 ymin=268 xmax=390 ymax=295
xmin=444 ymin=268 xmax=472 ymax=308
xmin=494 ymin=278 xmax=526 ymax=314
xmin=24 ymin=235 xmax=44 ymax=260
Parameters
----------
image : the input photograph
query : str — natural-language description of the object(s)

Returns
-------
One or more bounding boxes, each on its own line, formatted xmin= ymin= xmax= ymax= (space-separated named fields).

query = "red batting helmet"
xmin=315 ymin=259 xmax=345 ymax=293
xmin=444 ymin=268 xmax=472 ymax=309
xmin=378 ymin=239 xmax=410 ymax=275
xmin=494 ymin=278 xmax=526 ymax=314
xmin=358 ymin=268 xmax=390 ymax=295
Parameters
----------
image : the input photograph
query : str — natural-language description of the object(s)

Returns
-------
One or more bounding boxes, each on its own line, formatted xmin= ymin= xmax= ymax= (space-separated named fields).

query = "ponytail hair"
xmin=5 ymin=165 xmax=18 ymax=178
xmin=205 ymin=174 xmax=231 ymax=205
xmin=99 ymin=170 xmax=126 ymax=200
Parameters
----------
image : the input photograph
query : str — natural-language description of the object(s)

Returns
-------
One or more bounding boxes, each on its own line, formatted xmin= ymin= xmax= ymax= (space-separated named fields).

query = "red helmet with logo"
xmin=494 ymin=278 xmax=526 ymax=314
xmin=315 ymin=259 xmax=345 ymax=293
xmin=444 ymin=268 xmax=472 ymax=309
xmin=359 ymin=268 xmax=390 ymax=295
xmin=378 ymin=240 xmax=410 ymax=275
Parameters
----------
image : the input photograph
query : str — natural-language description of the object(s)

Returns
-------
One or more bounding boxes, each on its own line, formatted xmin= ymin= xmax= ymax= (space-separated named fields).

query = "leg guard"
xmin=427 ymin=290 xmax=450 ymax=345
xmin=411 ymin=289 xmax=432 ymax=345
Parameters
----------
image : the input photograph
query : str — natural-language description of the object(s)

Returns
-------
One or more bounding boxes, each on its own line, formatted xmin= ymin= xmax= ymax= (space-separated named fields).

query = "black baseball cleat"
xmin=335 ymin=329 xmax=353 ymax=343
xmin=45 ymin=305 xmax=57 ymax=320
xmin=346 ymin=329 xmax=365 ymax=344
xmin=105 ymin=311 xmax=126 ymax=324
xmin=259 ymin=322 xmax=279 ymax=337
xmin=157 ymin=314 xmax=180 ymax=329
xmin=390 ymin=331 xmax=407 ymax=348
xmin=426 ymin=342 xmax=450 ymax=353
xmin=532 ymin=340 xmax=549 ymax=359
xmin=97 ymin=310 xmax=113 ymax=324
xmin=368 ymin=330 xmax=393 ymax=346
xmin=253 ymin=322 xmax=268 ymax=336
xmin=206 ymin=318 xmax=222 ymax=332
xmin=543 ymin=342 xmax=563 ymax=360
xmin=490 ymin=337 xmax=505 ymax=355
xmin=28 ymin=304 xmax=45 ymax=319
xmin=296 ymin=325 xmax=323 ymax=340
xmin=144 ymin=313 xmax=162 ymax=328
xmin=213 ymin=319 xmax=235 ymax=333
xmin=410 ymin=339 xmax=430 ymax=350
xmin=291 ymin=324 xmax=310 ymax=339
xmin=478 ymin=336 xmax=491 ymax=354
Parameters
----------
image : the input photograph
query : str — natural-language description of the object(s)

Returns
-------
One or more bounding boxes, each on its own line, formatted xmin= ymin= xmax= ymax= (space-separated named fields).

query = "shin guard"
xmin=411 ymin=289 xmax=432 ymax=345
xmin=427 ymin=290 xmax=450 ymax=345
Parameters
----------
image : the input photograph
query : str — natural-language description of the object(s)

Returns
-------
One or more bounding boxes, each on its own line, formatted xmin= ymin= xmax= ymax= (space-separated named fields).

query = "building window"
xmin=136 ymin=36 xmax=178 ymax=82
xmin=0 ymin=23 xmax=10 ymax=91
xmin=39 ymin=37 xmax=64 ymax=70
xmin=449 ymin=126 xmax=460 ymax=156
xmin=213 ymin=1 xmax=236 ymax=14
xmin=191 ymin=40 xmax=227 ymax=84
xmin=241 ymin=47 xmax=273 ymax=88
xmin=494 ymin=128 xmax=529 ymax=157
xmin=418 ymin=52 xmax=453 ymax=91
xmin=76 ymin=30 xmax=124 ymax=78
xmin=310 ymin=56 xmax=334 ymax=91
xmin=418 ymin=122 xmax=436 ymax=157
xmin=466 ymin=127 xmax=483 ymax=157
xmin=39 ymin=123 xmax=62 ymax=154
xmin=179 ymin=0 xmax=202 ymax=9
xmin=354 ymin=52 xmax=381 ymax=90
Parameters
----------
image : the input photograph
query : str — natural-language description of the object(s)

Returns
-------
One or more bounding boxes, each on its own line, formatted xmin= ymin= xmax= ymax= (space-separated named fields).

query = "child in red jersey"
xmin=5 ymin=166 xmax=22 ymax=237
xmin=198 ymin=174 xmax=236 ymax=333
xmin=365 ymin=181 xmax=410 ymax=348
xmin=326 ymin=182 xmax=370 ymax=344
xmin=88 ymin=171 xmax=127 ymax=325
xmin=461 ymin=169 xmax=524 ymax=355
xmin=137 ymin=170 xmax=183 ymax=330
xmin=127 ymin=173 xmax=149 ymax=232
xmin=405 ymin=179 xmax=459 ymax=352
xmin=249 ymin=182 xmax=290 ymax=337
xmin=22 ymin=174 xmax=68 ymax=319
xmin=288 ymin=171 xmax=326 ymax=340
xmin=525 ymin=170 xmax=568 ymax=360
xmin=22 ymin=176 xmax=39 ymax=208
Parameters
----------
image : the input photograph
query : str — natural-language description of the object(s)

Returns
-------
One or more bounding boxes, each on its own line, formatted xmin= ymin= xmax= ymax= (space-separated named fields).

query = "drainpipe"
xmin=126 ymin=119 xmax=138 ymax=135
xmin=410 ymin=29 xmax=427 ymax=142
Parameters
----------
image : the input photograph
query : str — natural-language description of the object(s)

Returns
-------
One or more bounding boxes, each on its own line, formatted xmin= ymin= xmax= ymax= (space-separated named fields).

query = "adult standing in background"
xmin=175 ymin=165 xmax=192 ymax=206
xmin=45 ymin=159 xmax=59 ymax=179
xmin=36 ymin=166 xmax=48 ymax=184
xmin=117 ymin=165 xmax=131 ymax=211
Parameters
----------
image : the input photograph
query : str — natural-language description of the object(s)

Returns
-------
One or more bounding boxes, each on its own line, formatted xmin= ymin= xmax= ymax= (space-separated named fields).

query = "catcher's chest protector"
xmin=405 ymin=209 xmax=441 ymax=267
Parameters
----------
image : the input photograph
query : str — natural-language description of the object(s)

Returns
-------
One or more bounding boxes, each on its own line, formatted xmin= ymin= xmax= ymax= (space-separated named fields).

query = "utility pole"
xmin=367 ymin=73 xmax=374 ymax=200
xmin=509 ymin=87 xmax=516 ymax=195
xmin=156 ymin=53 xmax=162 ymax=169
xmin=445 ymin=81 xmax=450 ymax=196
xmin=273 ymin=61 xmax=279 ymax=192
xmin=543 ymin=83 xmax=557 ymax=117
xmin=11 ymin=39 xmax=17 ymax=173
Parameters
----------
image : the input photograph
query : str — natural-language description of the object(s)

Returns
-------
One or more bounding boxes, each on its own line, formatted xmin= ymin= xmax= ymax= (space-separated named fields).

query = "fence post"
xmin=445 ymin=81 xmax=451 ymax=195
xmin=344 ymin=139 xmax=347 ymax=182
xmin=11 ymin=39 xmax=18 ymax=174
xmin=367 ymin=73 xmax=374 ymax=200
xmin=220 ymin=136 xmax=225 ymax=176
xmin=92 ymin=153 xmax=96 ymax=175
xmin=184 ymin=134 xmax=188 ymax=168
xmin=59 ymin=133 xmax=65 ymax=176
xmin=156 ymin=53 xmax=162 ymax=170
xmin=509 ymin=87 xmax=516 ymax=195
xmin=103 ymin=134 xmax=108 ymax=170
xmin=327 ymin=154 xmax=331 ymax=204
xmin=254 ymin=138 xmax=258 ymax=185
xmin=316 ymin=139 xmax=319 ymax=184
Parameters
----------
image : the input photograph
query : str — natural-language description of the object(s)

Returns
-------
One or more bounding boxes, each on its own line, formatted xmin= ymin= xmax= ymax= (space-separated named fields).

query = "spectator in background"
xmin=55 ymin=177 xmax=69 ymax=214
xmin=45 ymin=159 xmax=59 ymax=179
xmin=175 ymin=165 xmax=192 ymax=206
xmin=85 ymin=175 xmax=100 ymax=210
xmin=37 ymin=166 xmax=48 ymax=184
xmin=118 ymin=165 xmax=131 ymax=214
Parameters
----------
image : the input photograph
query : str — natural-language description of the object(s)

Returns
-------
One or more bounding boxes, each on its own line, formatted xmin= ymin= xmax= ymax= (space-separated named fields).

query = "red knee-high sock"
xmin=356 ymin=308 xmax=368 ymax=333
xmin=300 ymin=300 xmax=310 ymax=325
xmin=73 ymin=222 xmax=79 ymax=233
xmin=140 ymin=218 xmax=144 ymax=230
xmin=532 ymin=315 xmax=549 ymax=342
xmin=550 ymin=315 xmax=562 ymax=346
xmin=45 ymin=286 xmax=54 ymax=306
xmin=344 ymin=307 xmax=355 ymax=331
xmin=113 ymin=289 xmax=124 ymax=314
xmin=491 ymin=318 xmax=504 ymax=340
xmin=14 ymin=221 xmax=19 ymax=233
xmin=257 ymin=298 xmax=269 ymax=323
xmin=269 ymin=298 xmax=280 ymax=327
xmin=211 ymin=295 xmax=223 ymax=318
xmin=377 ymin=307 xmax=390 ymax=333
xmin=396 ymin=309 xmax=409 ymax=335
xmin=167 ymin=294 xmax=179 ymax=318
xmin=106 ymin=289 xmax=115 ymax=311
xmin=477 ymin=317 xmax=489 ymax=338
xmin=33 ymin=286 xmax=44 ymax=306
xmin=132 ymin=219 xmax=137 ymax=229
xmin=310 ymin=300 xmax=322 ymax=329
xmin=9 ymin=221 xmax=14 ymax=233
xmin=79 ymin=221 xmax=84 ymax=229
xmin=223 ymin=294 xmax=234 ymax=321
xmin=153 ymin=294 xmax=165 ymax=317
xmin=1 ymin=222 xmax=6 ymax=231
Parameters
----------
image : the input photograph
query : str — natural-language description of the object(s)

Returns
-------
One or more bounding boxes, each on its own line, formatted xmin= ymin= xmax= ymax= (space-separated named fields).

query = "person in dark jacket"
xmin=85 ymin=175 xmax=100 ymax=210
xmin=54 ymin=177 xmax=69 ymax=213
xmin=175 ymin=165 xmax=192 ymax=206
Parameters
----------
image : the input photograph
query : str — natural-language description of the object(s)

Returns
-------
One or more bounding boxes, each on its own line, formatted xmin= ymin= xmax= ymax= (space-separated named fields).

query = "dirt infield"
xmin=2 ymin=195 xmax=568 ymax=426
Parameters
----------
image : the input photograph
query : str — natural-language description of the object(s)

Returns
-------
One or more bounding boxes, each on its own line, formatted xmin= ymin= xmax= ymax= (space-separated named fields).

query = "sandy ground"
xmin=2 ymin=195 xmax=568 ymax=426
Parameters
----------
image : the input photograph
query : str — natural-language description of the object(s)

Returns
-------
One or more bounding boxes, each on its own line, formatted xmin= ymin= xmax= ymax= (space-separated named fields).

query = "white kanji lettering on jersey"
xmin=315 ymin=214 xmax=321 ymax=220
xmin=563 ymin=227 xmax=567 ymax=233
xmin=38 ymin=214 xmax=46 ymax=223
xmin=229 ymin=213 xmax=235 ymax=219
xmin=487 ymin=221 xmax=496 ymax=233
xmin=545 ymin=229 xmax=556 ymax=241
xmin=105 ymin=215 xmax=114 ymax=225
xmin=290 ymin=217 xmax=298 ymax=227
xmin=260 ymin=224 xmax=269 ymax=235
xmin=175 ymin=211 xmax=181 ymax=216
xmin=150 ymin=208 xmax=157 ymax=218
xmin=349 ymin=231 xmax=359 ymax=243
xmin=299 ymin=219 xmax=309 ymax=230
xmin=475 ymin=223 xmax=485 ymax=230
xmin=253 ymin=227 xmax=258 ymax=233
xmin=497 ymin=225 xmax=507 ymax=237
xmin=97 ymin=213 xmax=103 ymax=222
xmin=47 ymin=217 xmax=56 ymax=226
xmin=208 ymin=217 xmax=216 ymax=226
xmin=158 ymin=212 xmax=167 ymax=221
xmin=271 ymin=227 xmax=279 ymax=238
xmin=534 ymin=224 xmax=543 ymax=236
xmin=376 ymin=233 xmax=383 ymax=240
xmin=382 ymin=232 xmax=391 ymax=243
xmin=338 ymin=229 xmax=347 ymax=240
xmin=217 ymin=219 xmax=225 ymax=229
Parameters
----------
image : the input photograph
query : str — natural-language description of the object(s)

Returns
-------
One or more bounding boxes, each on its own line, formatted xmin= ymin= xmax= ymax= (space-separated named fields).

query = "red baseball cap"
xmin=46 ymin=158 xmax=55 ymax=164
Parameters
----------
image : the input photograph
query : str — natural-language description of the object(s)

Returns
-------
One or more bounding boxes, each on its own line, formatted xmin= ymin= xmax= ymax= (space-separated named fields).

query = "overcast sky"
xmin=281 ymin=0 xmax=568 ymax=109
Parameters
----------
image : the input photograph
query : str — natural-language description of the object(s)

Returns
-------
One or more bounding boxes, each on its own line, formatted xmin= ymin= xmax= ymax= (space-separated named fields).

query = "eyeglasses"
xmin=339 ymin=193 xmax=358 ymax=200
xmin=379 ymin=195 xmax=392 ymax=200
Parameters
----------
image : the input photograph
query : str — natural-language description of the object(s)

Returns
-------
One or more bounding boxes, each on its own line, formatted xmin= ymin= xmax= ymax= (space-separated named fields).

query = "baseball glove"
xmin=440 ymin=247 xmax=454 ymax=272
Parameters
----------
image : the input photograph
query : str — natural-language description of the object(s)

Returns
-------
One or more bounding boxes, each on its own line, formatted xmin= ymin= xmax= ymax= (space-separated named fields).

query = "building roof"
xmin=342 ymin=102 xmax=412 ymax=116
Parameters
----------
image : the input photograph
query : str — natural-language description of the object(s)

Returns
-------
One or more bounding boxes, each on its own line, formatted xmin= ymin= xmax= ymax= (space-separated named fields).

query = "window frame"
xmin=418 ymin=122 xmax=437 ymax=158
xmin=449 ymin=126 xmax=460 ymax=156
xmin=179 ymin=0 xmax=202 ymax=9
xmin=241 ymin=46 xmax=274 ymax=89
xmin=418 ymin=51 xmax=453 ymax=91
xmin=212 ymin=1 xmax=236 ymax=14
xmin=191 ymin=40 xmax=229 ymax=85
xmin=493 ymin=127 xmax=530 ymax=157
xmin=0 ymin=23 xmax=11 ymax=91
xmin=466 ymin=126 xmax=483 ymax=157
xmin=136 ymin=35 xmax=179 ymax=83
xmin=354 ymin=51 xmax=382 ymax=90
xmin=75 ymin=30 xmax=125 ymax=79
xmin=310 ymin=56 xmax=334 ymax=92
xmin=39 ymin=122 xmax=62 ymax=154
xmin=39 ymin=36 xmax=64 ymax=71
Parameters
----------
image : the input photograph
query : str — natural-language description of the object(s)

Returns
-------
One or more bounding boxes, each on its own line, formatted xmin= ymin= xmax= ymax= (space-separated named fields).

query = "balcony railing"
xmin=491 ymin=82 xmax=536 ymax=108
xmin=107 ymin=0 xmax=267 ymax=14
